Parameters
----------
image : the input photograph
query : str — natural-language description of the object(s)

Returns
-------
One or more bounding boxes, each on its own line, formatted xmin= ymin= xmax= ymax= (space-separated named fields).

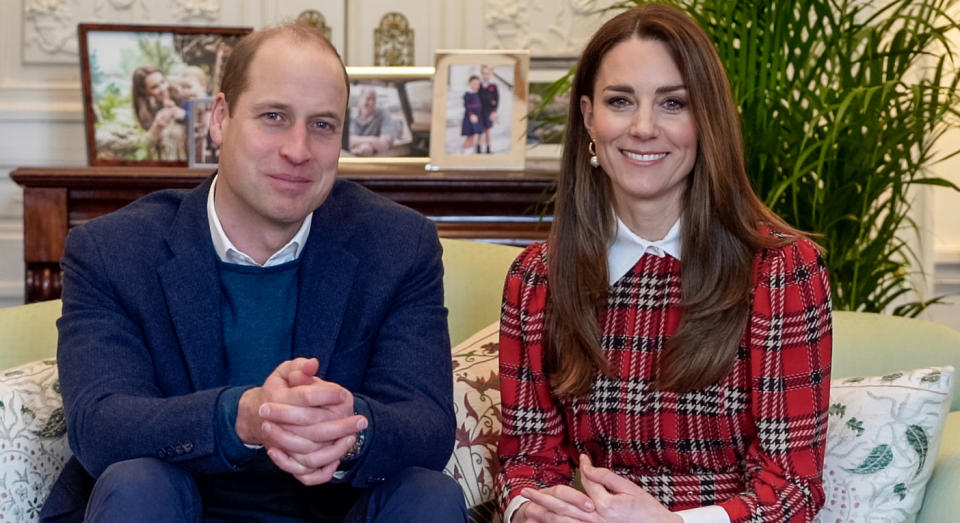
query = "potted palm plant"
xmin=533 ymin=0 xmax=960 ymax=314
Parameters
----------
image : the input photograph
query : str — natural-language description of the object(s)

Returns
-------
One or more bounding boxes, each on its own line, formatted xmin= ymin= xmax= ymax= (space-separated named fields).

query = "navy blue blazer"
xmin=44 ymin=176 xmax=454 ymax=517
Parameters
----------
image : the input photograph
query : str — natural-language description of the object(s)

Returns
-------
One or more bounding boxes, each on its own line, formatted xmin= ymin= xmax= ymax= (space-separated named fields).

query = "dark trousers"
xmin=80 ymin=458 xmax=466 ymax=523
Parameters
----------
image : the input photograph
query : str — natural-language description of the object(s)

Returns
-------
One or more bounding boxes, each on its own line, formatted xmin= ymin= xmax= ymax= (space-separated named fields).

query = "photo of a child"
xmin=429 ymin=50 xmax=528 ymax=170
xmin=443 ymin=63 xmax=514 ymax=155
xmin=461 ymin=75 xmax=484 ymax=153
xmin=478 ymin=65 xmax=499 ymax=154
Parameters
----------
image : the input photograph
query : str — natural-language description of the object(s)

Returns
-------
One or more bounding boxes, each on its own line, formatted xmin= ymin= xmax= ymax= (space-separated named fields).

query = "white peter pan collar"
xmin=606 ymin=216 xmax=681 ymax=285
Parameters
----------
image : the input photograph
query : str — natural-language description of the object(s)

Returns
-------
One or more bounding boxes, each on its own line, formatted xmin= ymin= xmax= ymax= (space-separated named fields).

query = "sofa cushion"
xmin=443 ymin=321 xmax=502 ymax=521
xmin=0 ymin=359 xmax=71 ymax=522
xmin=816 ymin=366 xmax=954 ymax=523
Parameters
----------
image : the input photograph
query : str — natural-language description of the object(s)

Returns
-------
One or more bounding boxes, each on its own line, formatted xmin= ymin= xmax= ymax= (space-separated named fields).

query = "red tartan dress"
xmin=496 ymin=238 xmax=832 ymax=522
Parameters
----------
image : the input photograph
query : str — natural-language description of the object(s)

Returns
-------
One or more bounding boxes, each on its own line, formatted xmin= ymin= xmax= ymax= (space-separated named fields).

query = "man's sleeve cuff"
xmin=675 ymin=505 xmax=730 ymax=523
xmin=215 ymin=385 xmax=262 ymax=467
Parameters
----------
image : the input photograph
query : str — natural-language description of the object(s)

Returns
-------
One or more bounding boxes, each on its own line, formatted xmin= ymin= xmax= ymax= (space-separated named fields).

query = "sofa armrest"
xmin=918 ymin=411 xmax=960 ymax=523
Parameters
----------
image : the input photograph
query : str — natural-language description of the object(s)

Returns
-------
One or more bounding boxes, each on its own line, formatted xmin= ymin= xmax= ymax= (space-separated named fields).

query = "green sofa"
xmin=0 ymin=238 xmax=958 ymax=522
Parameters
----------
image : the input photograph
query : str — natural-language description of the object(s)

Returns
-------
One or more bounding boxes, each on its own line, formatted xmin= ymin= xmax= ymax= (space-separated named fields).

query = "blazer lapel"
xmin=158 ymin=178 xmax=226 ymax=391
xmin=293 ymin=182 xmax=359 ymax=375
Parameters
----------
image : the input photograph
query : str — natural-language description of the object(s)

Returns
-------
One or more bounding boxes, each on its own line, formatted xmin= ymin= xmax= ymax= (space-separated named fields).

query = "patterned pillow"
xmin=443 ymin=321 xmax=502 ymax=522
xmin=0 ymin=359 xmax=70 ymax=522
xmin=816 ymin=366 xmax=954 ymax=523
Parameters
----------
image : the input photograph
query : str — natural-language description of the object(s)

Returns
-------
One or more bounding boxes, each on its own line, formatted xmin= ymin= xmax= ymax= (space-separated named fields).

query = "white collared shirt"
xmin=206 ymin=175 xmax=313 ymax=266
xmin=504 ymin=215 xmax=730 ymax=523
xmin=607 ymin=215 xmax=682 ymax=284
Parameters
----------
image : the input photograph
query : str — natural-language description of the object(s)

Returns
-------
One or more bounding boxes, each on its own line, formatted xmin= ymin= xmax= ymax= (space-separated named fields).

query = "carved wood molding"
xmin=26 ymin=263 xmax=63 ymax=303
xmin=12 ymin=163 xmax=557 ymax=303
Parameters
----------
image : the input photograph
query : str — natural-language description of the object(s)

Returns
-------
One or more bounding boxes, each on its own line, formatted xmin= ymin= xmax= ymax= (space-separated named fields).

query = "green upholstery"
xmin=832 ymin=310 xmax=960 ymax=411
xmin=439 ymin=238 xmax=522 ymax=346
xmin=0 ymin=298 xmax=60 ymax=369
xmin=0 ymin=239 xmax=958 ymax=521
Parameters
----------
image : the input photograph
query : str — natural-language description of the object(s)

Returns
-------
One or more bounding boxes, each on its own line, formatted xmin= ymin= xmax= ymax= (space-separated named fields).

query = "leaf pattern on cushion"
xmin=31 ymin=407 xmax=66 ymax=439
xmin=894 ymin=482 xmax=907 ymax=501
xmin=0 ymin=359 xmax=71 ymax=523
xmin=845 ymin=417 xmax=864 ymax=436
xmin=443 ymin=322 xmax=503 ymax=521
xmin=816 ymin=366 xmax=954 ymax=523
xmin=881 ymin=372 xmax=904 ymax=382
xmin=843 ymin=444 xmax=893 ymax=474
xmin=905 ymin=424 xmax=928 ymax=477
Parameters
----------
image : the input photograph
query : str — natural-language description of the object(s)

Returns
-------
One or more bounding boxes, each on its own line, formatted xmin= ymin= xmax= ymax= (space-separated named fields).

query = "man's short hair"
xmin=220 ymin=22 xmax=350 ymax=116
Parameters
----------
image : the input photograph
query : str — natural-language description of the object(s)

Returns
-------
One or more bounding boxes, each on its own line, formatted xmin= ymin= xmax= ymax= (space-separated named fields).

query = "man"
xmin=478 ymin=65 xmax=499 ymax=154
xmin=40 ymin=22 xmax=465 ymax=522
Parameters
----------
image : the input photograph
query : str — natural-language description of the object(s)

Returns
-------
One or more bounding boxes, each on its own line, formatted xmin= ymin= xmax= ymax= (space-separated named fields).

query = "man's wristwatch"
xmin=342 ymin=429 xmax=365 ymax=462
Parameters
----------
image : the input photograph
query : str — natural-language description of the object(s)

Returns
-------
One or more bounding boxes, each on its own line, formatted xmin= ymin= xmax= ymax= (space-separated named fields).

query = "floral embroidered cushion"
xmin=0 ymin=359 xmax=70 ymax=522
xmin=816 ymin=366 xmax=954 ymax=523
xmin=443 ymin=321 xmax=502 ymax=521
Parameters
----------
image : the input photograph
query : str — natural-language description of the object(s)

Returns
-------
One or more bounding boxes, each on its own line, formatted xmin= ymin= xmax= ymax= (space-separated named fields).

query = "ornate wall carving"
xmin=23 ymin=0 xmax=221 ymax=64
xmin=483 ymin=0 xmax=614 ymax=56
xmin=374 ymin=12 xmax=414 ymax=66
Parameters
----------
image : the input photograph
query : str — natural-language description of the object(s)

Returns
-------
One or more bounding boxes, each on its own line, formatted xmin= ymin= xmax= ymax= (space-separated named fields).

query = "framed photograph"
xmin=341 ymin=66 xmax=434 ymax=164
xmin=526 ymin=66 xmax=574 ymax=160
xmin=187 ymin=97 xmax=218 ymax=169
xmin=428 ymin=50 xmax=530 ymax=171
xmin=78 ymin=23 xmax=252 ymax=166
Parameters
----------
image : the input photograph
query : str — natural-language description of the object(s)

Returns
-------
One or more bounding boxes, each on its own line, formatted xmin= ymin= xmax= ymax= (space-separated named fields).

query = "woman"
xmin=131 ymin=66 xmax=186 ymax=133
xmin=496 ymin=4 xmax=832 ymax=523
xmin=131 ymin=65 xmax=187 ymax=160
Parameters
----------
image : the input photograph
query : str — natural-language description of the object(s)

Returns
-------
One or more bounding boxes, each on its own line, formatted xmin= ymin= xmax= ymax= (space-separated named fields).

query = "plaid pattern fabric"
xmin=496 ymin=238 xmax=832 ymax=522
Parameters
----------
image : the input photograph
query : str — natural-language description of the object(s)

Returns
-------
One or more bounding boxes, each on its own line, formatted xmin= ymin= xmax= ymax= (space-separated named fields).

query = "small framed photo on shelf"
xmin=428 ymin=50 xmax=530 ymax=171
xmin=187 ymin=97 xmax=217 ymax=170
xmin=341 ymin=66 xmax=434 ymax=164
xmin=526 ymin=57 xmax=576 ymax=160
xmin=78 ymin=23 xmax=251 ymax=167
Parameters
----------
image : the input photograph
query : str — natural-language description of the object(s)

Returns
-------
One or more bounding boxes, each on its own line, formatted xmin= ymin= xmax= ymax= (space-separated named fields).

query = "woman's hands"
xmin=517 ymin=484 xmax=600 ymax=522
xmin=579 ymin=454 xmax=681 ymax=523
xmin=513 ymin=454 xmax=682 ymax=523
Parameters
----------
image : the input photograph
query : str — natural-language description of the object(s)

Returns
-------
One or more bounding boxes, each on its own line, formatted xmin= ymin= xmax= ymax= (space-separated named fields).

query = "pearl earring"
xmin=589 ymin=140 xmax=600 ymax=168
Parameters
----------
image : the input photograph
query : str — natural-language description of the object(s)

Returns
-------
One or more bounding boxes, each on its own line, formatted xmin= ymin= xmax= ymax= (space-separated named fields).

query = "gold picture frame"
xmin=428 ymin=50 xmax=530 ymax=171
xmin=340 ymin=66 xmax=434 ymax=165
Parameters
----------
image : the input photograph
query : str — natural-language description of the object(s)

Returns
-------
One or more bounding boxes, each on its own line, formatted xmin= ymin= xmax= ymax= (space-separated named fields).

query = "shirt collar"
xmin=206 ymin=174 xmax=312 ymax=267
xmin=607 ymin=215 xmax=681 ymax=285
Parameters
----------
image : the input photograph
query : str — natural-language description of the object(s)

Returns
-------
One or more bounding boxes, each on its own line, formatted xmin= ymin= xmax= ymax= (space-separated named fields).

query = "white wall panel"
xmin=0 ymin=219 xmax=24 ymax=306
xmin=255 ymin=0 xmax=346 ymax=55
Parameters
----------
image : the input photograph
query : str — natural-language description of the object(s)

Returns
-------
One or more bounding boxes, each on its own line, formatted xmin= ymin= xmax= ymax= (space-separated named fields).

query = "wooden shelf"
xmin=12 ymin=162 xmax=557 ymax=303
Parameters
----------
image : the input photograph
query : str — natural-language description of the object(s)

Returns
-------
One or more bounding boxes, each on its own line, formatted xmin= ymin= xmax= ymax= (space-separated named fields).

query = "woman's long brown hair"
xmin=546 ymin=3 xmax=808 ymax=396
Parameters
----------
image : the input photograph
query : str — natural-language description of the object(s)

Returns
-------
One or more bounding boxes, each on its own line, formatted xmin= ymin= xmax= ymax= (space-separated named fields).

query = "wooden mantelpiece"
xmin=12 ymin=163 xmax=556 ymax=303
